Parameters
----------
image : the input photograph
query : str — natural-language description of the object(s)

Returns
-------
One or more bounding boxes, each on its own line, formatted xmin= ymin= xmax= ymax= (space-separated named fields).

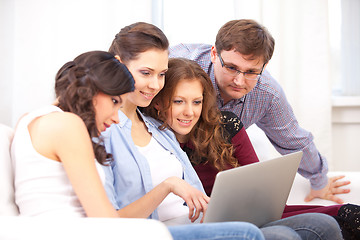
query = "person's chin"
xmin=229 ymin=91 xmax=246 ymax=100
xmin=135 ymin=98 xmax=152 ymax=108
xmin=225 ymin=87 xmax=245 ymax=98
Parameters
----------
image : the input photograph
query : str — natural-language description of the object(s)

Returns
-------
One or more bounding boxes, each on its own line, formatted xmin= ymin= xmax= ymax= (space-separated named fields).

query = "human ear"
xmin=210 ymin=46 xmax=217 ymax=63
xmin=114 ymin=55 xmax=122 ymax=62
xmin=92 ymin=97 xmax=97 ymax=107
xmin=263 ymin=62 xmax=268 ymax=70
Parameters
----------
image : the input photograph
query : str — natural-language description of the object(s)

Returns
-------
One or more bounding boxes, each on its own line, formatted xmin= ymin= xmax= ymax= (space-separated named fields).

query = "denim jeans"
xmin=261 ymin=213 xmax=343 ymax=240
xmin=168 ymin=221 xmax=265 ymax=240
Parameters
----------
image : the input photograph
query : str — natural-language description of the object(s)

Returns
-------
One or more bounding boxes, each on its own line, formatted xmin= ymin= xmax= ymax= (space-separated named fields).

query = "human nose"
xmin=233 ymin=73 xmax=246 ymax=85
xmin=148 ymin=76 xmax=161 ymax=90
xmin=111 ymin=110 xmax=120 ymax=124
xmin=183 ymin=103 xmax=194 ymax=117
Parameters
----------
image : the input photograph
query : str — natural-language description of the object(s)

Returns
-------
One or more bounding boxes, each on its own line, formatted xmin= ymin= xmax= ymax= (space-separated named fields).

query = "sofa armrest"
xmin=0 ymin=124 xmax=19 ymax=215
xmin=0 ymin=216 xmax=173 ymax=240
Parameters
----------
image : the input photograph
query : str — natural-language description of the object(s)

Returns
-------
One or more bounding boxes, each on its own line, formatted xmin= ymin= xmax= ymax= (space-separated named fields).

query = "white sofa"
xmin=247 ymin=124 xmax=360 ymax=206
xmin=287 ymin=171 xmax=360 ymax=206
xmin=2 ymin=122 xmax=359 ymax=239
xmin=0 ymin=123 xmax=173 ymax=240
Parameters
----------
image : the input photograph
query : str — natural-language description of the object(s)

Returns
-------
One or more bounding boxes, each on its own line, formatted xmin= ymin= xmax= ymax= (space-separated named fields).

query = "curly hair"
xmin=55 ymin=51 xmax=135 ymax=165
xmin=143 ymin=58 xmax=237 ymax=171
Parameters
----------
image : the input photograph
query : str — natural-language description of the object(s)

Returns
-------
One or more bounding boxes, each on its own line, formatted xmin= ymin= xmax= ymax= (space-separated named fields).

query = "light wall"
xmin=0 ymin=0 xmax=14 ymax=126
xmin=1 ymin=0 xmax=358 ymax=171
xmin=332 ymin=97 xmax=360 ymax=171
xmin=0 ymin=0 xmax=153 ymax=127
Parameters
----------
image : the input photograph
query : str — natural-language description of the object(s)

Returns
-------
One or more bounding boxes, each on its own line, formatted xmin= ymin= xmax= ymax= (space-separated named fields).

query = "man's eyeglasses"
xmin=217 ymin=53 xmax=265 ymax=81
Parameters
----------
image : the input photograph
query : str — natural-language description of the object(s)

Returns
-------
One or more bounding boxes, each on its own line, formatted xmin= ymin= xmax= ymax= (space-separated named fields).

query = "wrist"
xmin=310 ymin=174 xmax=328 ymax=190
xmin=163 ymin=177 xmax=176 ymax=194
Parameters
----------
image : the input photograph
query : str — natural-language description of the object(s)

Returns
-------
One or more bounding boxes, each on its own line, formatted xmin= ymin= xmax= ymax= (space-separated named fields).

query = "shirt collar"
xmin=117 ymin=108 xmax=154 ymax=129
xmin=117 ymin=109 xmax=129 ymax=128
xmin=216 ymin=94 xmax=245 ymax=108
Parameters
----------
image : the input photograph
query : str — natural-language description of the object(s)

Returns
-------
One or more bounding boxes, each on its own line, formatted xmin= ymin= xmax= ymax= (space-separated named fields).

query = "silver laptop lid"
xmin=203 ymin=151 xmax=303 ymax=227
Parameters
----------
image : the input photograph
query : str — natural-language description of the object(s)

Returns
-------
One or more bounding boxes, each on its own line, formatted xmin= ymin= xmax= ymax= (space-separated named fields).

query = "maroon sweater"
xmin=182 ymin=126 xmax=259 ymax=196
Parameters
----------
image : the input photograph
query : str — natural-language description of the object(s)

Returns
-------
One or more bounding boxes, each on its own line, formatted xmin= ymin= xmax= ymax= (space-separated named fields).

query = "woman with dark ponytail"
xmin=11 ymin=50 xmax=135 ymax=217
xmin=54 ymin=52 xmax=135 ymax=165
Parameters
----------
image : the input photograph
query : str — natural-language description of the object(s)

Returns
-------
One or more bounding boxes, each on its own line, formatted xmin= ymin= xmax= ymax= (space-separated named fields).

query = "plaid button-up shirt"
xmin=170 ymin=43 xmax=328 ymax=190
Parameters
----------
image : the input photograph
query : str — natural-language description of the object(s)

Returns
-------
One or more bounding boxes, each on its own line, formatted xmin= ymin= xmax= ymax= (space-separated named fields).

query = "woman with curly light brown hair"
xmin=143 ymin=57 xmax=259 ymax=195
xmin=144 ymin=57 xmax=239 ymax=171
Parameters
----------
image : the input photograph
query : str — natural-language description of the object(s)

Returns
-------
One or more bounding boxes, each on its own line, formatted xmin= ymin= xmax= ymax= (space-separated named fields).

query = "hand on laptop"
xmin=304 ymin=175 xmax=351 ymax=204
xmin=165 ymin=176 xmax=210 ymax=223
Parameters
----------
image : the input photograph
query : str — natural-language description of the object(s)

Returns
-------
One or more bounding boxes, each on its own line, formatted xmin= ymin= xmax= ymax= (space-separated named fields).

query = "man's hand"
xmin=305 ymin=175 xmax=351 ymax=204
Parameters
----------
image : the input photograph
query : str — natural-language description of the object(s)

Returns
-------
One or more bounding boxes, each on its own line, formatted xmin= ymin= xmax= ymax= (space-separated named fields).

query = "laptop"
xmin=203 ymin=151 xmax=303 ymax=227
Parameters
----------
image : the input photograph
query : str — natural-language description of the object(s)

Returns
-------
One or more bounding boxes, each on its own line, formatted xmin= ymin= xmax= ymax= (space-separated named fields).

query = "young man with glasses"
xmin=169 ymin=19 xmax=350 ymax=204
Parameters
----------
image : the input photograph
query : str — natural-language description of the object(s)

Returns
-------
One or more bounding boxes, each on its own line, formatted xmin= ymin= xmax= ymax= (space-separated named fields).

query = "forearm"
xmin=257 ymin=96 xmax=328 ymax=189
xmin=263 ymin=125 xmax=329 ymax=189
xmin=117 ymin=180 xmax=170 ymax=218
xmin=297 ymin=146 xmax=328 ymax=190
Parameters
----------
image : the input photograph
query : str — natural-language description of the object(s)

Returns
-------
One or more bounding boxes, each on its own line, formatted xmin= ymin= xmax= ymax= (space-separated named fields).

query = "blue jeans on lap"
xmin=168 ymin=213 xmax=343 ymax=240
xmin=168 ymin=221 xmax=265 ymax=240
xmin=261 ymin=213 xmax=343 ymax=240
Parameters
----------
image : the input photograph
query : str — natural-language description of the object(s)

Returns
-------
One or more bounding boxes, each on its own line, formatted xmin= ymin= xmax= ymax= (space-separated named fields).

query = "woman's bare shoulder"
xmin=27 ymin=111 xmax=89 ymax=161
xmin=30 ymin=111 xmax=88 ymax=144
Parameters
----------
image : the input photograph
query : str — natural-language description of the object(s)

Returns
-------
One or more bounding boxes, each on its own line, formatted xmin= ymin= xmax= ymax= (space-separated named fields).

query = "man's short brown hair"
xmin=215 ymin=19 xmax=275 ymax=63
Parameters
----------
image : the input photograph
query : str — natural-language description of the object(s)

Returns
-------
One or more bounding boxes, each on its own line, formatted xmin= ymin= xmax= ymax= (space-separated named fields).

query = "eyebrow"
xmin=141 ymin=67 xmax=168 ymax=72
xmin=140 ymin=67 xmax=154 ymax=71
xmin=173 ymin=95 xmax=203 ymax=100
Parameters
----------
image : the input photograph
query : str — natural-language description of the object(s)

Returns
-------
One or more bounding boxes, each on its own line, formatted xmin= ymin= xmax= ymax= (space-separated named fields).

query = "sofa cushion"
xmin=287 ymin=172 xmax=360 ymax=206
xmin=0 ymin=124 xmax=19 ymax=215
xmin=0 ymin=216 xmax=173 ymax=240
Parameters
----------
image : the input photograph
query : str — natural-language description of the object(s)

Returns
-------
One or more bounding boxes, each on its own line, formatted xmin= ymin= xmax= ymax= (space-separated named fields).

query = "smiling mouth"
xmin=140 ymin=91 xmax=155 ymax=99
xmin=104 ymin=123 xmax=110 ymax=129
xmin=178 ymin=119 xmax=192 ymax=125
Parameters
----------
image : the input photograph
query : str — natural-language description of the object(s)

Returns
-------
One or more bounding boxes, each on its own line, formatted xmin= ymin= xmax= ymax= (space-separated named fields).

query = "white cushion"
xmin=287 ymin=172 xmax=360 ymax=206
xmin=0 ymin=125 xmax=173 ymax=239
xmin=0 ymin=124 xmax=19 ymax=215
xmin=0 ymin=216 xmax=173 ymax=240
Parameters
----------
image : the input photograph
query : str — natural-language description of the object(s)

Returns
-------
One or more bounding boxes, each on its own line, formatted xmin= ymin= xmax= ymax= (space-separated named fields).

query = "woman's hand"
xmin=164 ymin=176 xmax=210 ymax=223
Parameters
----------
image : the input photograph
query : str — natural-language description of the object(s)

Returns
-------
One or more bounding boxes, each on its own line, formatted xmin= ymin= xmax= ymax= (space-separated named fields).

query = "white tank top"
xmin=136 ymin=137 xmax=189 ymax=221
xmin=11 ymin=105 xmax=105 ymax=217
